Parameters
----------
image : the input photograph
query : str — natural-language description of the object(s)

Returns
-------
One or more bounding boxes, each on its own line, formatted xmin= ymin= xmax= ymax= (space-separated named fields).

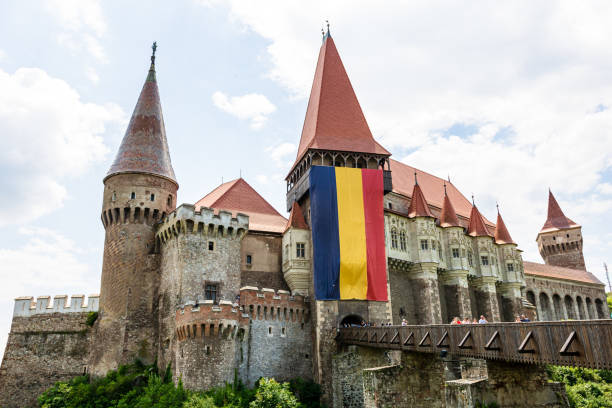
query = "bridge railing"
xmin=337 ymin=320 xmax=612 ymax=369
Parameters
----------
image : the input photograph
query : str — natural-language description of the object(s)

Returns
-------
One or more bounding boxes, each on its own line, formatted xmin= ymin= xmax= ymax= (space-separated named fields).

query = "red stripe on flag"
xmin=361 ymin=169 xmax=388 ymax=301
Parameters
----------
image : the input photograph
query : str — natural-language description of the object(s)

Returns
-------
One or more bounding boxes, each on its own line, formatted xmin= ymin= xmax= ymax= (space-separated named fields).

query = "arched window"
xmin=399 ymin=231 xmax=407 ymax=251
xmin=167 ymin=195 xmax=172 ymax=206
xmin=391 ymin=228 xmax=398 ymax=249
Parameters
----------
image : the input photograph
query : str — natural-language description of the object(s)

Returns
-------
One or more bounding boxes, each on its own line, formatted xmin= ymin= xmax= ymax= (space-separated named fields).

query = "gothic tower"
xmin=536 ymin=190 xmax=585 ymax=270
xmin=91 ymin=46 xmax=179 ymax=374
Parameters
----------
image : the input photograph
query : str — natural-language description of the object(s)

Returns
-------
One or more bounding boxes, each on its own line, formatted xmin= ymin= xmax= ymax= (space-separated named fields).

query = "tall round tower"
xmin=91 ymin=45 xmax=178 ymax=375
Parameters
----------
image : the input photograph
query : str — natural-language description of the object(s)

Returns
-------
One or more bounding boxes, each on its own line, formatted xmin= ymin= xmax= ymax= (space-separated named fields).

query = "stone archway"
xmin=576 ymin=296 xmax=586 ymax=320
xmin=539 ymin=292 xmax=552 ymax=321
xmin=552 ymin=294 xmax=563 ymax=320
xmin=564 ymin=295 xmax=576 ymax=319
xmin=341 ymin=314 xmax=365 ymax=327
xmin=595 ymin=299 xmax=606 ymax=319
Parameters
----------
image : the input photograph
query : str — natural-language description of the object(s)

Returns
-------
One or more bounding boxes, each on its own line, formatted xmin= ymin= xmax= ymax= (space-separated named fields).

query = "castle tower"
xmin=536 ymin=190 xmax=585 ymax=270
xmin=91 ymin=45 xmax=179 ymax=375
xmin=282 ymin=201 xmax=311 ymax=295
xmin=285 ymin=29 xmax=392 ymax=400
xmin=494 ymin=207 xmax=524 ymax=321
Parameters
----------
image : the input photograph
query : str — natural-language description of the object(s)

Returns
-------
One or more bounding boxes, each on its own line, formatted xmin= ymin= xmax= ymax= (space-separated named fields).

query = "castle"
xmin=0 ymin=31 xmax=609 ymax=407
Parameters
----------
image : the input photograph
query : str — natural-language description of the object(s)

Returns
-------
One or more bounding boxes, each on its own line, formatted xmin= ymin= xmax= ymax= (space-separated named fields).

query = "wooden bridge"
xmin=337 ymin=319 xmax=612 ymax=369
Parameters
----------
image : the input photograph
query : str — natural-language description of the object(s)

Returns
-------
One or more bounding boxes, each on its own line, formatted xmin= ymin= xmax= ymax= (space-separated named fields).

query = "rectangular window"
xmin=452 ymin=248 xmax=460 ymax=258
xmin=130 ymin=192 xmax=135 ymax=200
xmin=420 ymin=240 xmax=428 ymax=250
xmin=507 ymin=263 xmax=514 ymax=272
xmin=481 ymin=256 xmax=489 ymax=266
xmin=150 ymin=193 xmax=155 ymax=201
xmin=388 ymin=202 xmax=393 ymax=210
xmin=468 ymin=252 xmax=473 ymax=266
xmin=205 ymin=284 xmax=218 ymax=302
xmin=208 ymin=241 xmax=214 ymax=251
xmin=296 ymin=243 xmax=305 ymax=258
xmin=246 ymin=254 xmax=252 ymax=265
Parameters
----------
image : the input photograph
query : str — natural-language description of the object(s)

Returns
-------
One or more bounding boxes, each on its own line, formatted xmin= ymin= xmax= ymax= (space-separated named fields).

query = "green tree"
xmin=249 ymin=379 xmax=300 ymax=408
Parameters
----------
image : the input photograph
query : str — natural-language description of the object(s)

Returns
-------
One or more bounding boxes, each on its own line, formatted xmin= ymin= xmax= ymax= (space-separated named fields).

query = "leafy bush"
xmin=85 ymin=311 xmax=98 ymax=327
xmin=38 ymin=361 xmax=322 ymax=408
xmin=547 ymin=366 xmax=612 ymax=408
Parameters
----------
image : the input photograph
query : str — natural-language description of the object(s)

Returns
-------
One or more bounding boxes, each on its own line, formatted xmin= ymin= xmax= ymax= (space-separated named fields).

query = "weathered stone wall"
xmin=537 ymin=228 xmax=585 ymax=270
xmin=0 ymin=313 xmax=93 ymax=408
xmin=241 ymin=233 xmax=288 ymax=291
xmin=389 ymin=268 xmax=417 ymax=324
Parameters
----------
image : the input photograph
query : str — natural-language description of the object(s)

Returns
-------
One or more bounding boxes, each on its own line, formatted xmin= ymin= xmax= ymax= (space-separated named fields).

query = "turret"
xmin=282 ymin=202 xmax=311 ymax=295
xmin=536 ymin=190 xmax=585 ymax=270
xmin=91 ymin=44 xmax=178 ymax=375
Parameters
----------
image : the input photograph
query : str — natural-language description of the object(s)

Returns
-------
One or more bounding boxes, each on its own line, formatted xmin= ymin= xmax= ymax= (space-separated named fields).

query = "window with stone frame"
xmin=481 ymin=256 xmax=489 ymax=266
xmin=205 ymin=283 xmax=218 ymax=303
xmin=420 ymin=239 xmax=428 ymax=250
xmin=296 ymin=242 xmax=305 ymax=258
xmin=391 ymin=228 xmax=398 ymax=249
xmin=399 ymin=231 xmax=407 ymax=251
xmin=246 ymin=254 xmax=252 ymax=265
xmin=507 ymin=263 xmax=514 ymax=272
xmin=452 ymin=248 xmax=460 ymax=258
xmin=468 ymin=251 xmax=473 ymax=266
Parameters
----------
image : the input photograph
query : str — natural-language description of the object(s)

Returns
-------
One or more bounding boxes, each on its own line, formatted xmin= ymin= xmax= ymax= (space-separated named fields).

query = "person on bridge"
xmin=520 ymin=314 xmax=531 ymax=322
xmin=451 ymin=317 xmax=461 ymax=324
xmin=478 ymin=315 xmax=488 ymax=324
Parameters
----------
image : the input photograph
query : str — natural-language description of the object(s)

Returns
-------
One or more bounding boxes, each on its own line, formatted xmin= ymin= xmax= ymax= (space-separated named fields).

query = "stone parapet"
xmin=175 ymin=302 xmax=247 ymax=341
xmin=240 ymin=287 xmax=310 ymax=322
xmin=13 ymin=295 xmax=99 ymax=317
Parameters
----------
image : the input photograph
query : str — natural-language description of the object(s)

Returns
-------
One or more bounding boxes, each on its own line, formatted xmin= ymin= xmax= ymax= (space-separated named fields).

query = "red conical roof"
xmin=540 ymin=190 xmax=579 ymax=233
xmin=467 ymin=205 xmax=493 ymax=237
xmin=439 ymin=191 xmax=461 ymax=227
xmin=285 ymin=201 xmax=309 ymax=232
xmin=106 ymin=57 xmax=177 ymax=184
xmin=289 ymin=34 xmax=389 ymax=174
xmin=494 ymin=210 xmax=515 ymax=244
xmin=408 ymin=182 xmax=434 ymax=218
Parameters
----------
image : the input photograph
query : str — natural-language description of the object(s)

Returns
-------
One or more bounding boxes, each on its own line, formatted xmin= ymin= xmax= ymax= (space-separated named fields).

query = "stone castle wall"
xmin=0 ymin=295 xmax=98 ymax=408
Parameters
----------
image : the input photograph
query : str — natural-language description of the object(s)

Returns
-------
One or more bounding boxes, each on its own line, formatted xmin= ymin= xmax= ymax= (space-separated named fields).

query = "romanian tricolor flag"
xmin=309 ymin=166 xmax=388 ymax=301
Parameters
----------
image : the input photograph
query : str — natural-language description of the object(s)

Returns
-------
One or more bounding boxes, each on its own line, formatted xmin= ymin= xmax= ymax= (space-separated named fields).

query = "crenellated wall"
xmin=13 ymin=294 xmax=99 ymax=317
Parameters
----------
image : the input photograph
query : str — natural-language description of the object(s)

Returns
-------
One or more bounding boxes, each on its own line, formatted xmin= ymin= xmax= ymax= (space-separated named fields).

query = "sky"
xmin=0 ymin=0 xmax=611 ymax=360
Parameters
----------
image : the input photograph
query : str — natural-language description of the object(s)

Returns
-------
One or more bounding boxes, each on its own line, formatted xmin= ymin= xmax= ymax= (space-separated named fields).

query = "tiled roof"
xmin=467 ymin=205 xmax=493 ymax=237
xmin=439 ymin=191 xmax=461 ymax=228
xmin=291 ymin=35 xmax=389 ymax=173
xmin=523 ymin=261 xmax=604 ymax=286
xmin=106 ymin=60 xmax=177 ymax=184
xmin=285 ymin=201 xmax=309 ymax=232
xmin=494 ymin=210 xmax=515 ymax=245
xmin=195 ymin=178 xmax=287 ymax=233
xmin=389 ymin=159 xmax=495 ymax=228
xmin=540 ymin=190 xmax=579 ymax=233
xmin=408 ymin=182 xmax=434 ymax=218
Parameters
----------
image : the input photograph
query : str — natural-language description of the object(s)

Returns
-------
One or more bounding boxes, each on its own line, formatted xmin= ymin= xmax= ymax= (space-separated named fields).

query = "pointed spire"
xmin=408 ymin=178 xmax=434 ymax=218
xmin=494 ymin=206 xmax=515 ymax=244
xmin=290 ymin=32 xmax=389 ymax=174
xmin=467 ymin=203 xmax=493 ymax=237
xmin=439 ymin=185 xmax=461 ymax=227
xmin=285 ymin=201 xmax=309 ymax=232
xmin=106 ymin=43 xmax=177 ymax=185
xmin=540 ymin=189 xmax=579 ymax=233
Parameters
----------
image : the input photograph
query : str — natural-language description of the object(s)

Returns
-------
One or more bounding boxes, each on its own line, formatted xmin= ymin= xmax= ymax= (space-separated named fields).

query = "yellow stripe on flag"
xmin=335 ymin=167 xmax=368 ymax=299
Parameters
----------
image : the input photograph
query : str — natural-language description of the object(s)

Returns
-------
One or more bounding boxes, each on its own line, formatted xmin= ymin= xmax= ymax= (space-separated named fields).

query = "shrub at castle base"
xmin=546 ymin=366 xmax=612 ymax=408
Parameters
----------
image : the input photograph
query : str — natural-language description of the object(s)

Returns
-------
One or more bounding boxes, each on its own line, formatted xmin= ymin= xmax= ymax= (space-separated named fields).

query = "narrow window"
xmin=167 ymin=195 xmax=172 ymax=206
xmin=130 ymin=192 xmax=135 ymax=200
xmin=399 ymin=231 xmax=407 ymax=251
xmin=150 ymin=193 xmax=155 ymax=201
xmin=432 ymin=241 xmax=436 ymax=251
xmin=296 ymin=243 xmax=305 ymax=258
xmin=205 ymin=284 xmax=218 ymax=303
xmin=420 ymin=240 xmax=428 ymax=250
xmin=438 ymin=245 xmax=443 ymax=260
xmin=111 ymin=191 xmax=117 ymax=201
xmin=388 ymin=202 xmax=393 ymax=210
xmin=468 ymin=251 xmax=473 ymax=266
xmin=281 ymin=327 xmax=286 ymax=337
xmin=246 ymin=254 xmax=252 ymax=265
xmin=268 ymin=327 xmax=272 ymax=336
xmin=391 ymin=229 xmax=398 ymax=249
xmin=208 ymin=241 xmax=214 ymax=251
xmin=481 ymin=256 xmax=489 ymax=266
xmin=452 ymin=248 xmax=460 ymax=258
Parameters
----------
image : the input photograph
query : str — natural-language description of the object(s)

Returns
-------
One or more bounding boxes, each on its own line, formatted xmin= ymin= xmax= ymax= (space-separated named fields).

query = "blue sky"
xmin=1 ymin=1 xmax=612 ymax=359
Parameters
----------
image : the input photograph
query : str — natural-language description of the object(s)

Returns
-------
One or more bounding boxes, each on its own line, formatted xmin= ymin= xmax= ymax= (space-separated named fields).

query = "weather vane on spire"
xmin=471 ymin=194 xmax=475 ymax=206
xmin=443 ymin=181 xmax=447 ymax=195
xmin=414 ymin=171 xmax=418 ymax=185
xmin=151 ymin=41 xmax=157 ymax=64
xmin=496 ymin=201 xmax=500 ymax=213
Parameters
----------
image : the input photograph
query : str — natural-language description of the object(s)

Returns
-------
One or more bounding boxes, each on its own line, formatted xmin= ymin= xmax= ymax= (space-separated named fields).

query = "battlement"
xmin=175 ymin=301 xmax=248 ymax=341
xmin=156 ymin=204 xmax=249 ymax=246
xmin=13 ymin=294 xmax=99 ymax=317
xmin=239 ymin=286 xmax=310 ymax=323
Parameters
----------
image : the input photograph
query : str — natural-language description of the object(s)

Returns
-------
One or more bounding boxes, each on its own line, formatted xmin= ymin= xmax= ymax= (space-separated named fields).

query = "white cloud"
xmin=0 ymin=227 xmax=99 ymax=362
xmin=203 ymin=1 xmax=612 ymax=283
xmin=265 ymin=142 xmax=296 ymax=168
xmin=45 ymin=0 xmax=108 ymax=62
xmin=212 ymin=91 xmax=277 ymax=129
xmin=0 ymin=67 xmax=124 ymax=226
xmin=0 ymin=49 xmax=5 ymax=61
xmin=86 ymin=66 xmax=100 ymax=84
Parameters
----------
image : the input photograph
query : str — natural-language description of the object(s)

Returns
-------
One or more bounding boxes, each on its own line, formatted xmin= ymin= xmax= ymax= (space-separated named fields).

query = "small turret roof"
xmin=106 ymin=49 xmax=177 ymax=185
xmin=289 ymin=33 xmax=389 ymax=175
xmin=285 ymin=201 xmax=309 ymax=232
xmin=494 ymin=208 xmax=515 ymax=244
xmin=467 ymin=204 xmax=493 ymax=237
xmin=540 ymin=190 xmax=579 ymax=233
xmin=407 ymin=180 xmax=434 ymax=218
xmin=195 ymin=178 xmax=287 ymax=233
xmin=439 ymin=187 xmax=461 ymax=227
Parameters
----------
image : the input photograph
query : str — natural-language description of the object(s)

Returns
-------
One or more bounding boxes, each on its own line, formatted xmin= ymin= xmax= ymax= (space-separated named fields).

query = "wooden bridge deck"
xmin=337 ymin=320 xmax=612 ymax=369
